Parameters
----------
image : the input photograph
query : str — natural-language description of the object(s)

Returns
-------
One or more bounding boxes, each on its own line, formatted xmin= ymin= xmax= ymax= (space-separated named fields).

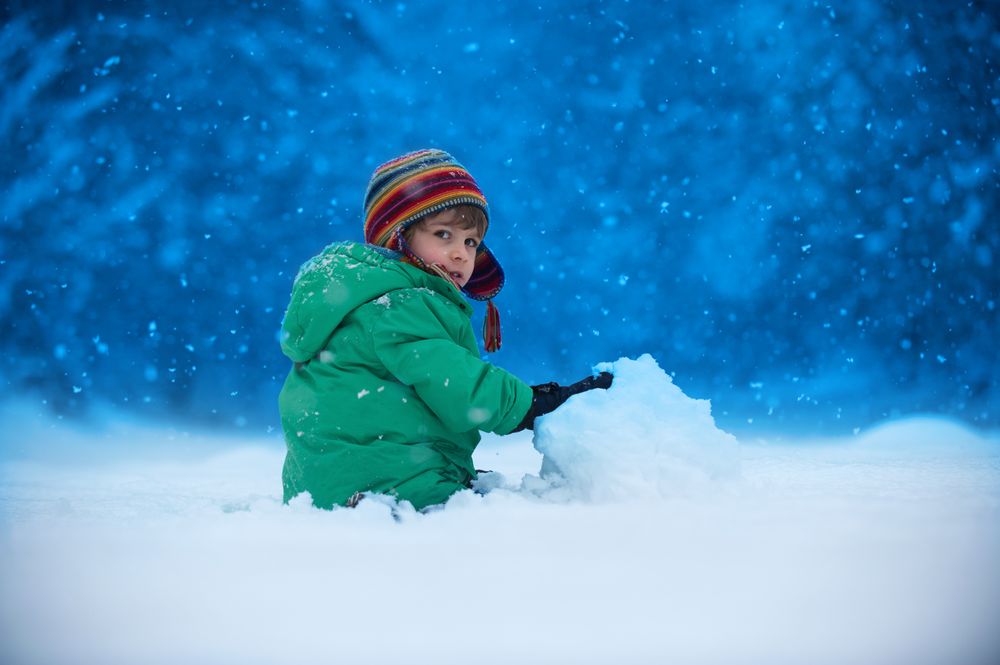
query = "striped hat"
xmin=363 ymin=149 xmax=504 ymax=351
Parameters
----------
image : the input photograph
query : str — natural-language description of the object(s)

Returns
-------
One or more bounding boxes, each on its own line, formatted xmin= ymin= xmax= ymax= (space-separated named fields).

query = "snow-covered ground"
xmin=1 ymin=357 xmax=998 ymax=665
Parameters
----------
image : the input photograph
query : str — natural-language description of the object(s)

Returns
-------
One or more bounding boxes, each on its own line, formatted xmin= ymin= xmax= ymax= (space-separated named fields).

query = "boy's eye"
xmin=434 ymin=230 xmax=451 ymax=239
xmin=465 ymin=238 xmax=479 ymax=248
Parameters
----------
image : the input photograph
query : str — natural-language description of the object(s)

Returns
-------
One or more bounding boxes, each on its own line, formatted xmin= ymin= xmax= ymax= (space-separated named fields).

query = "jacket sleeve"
xmin=370 ymin=291 xmax=532 ymax=435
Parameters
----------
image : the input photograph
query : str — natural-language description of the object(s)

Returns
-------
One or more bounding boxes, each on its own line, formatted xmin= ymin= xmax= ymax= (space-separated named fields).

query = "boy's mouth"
xmin=433 ymin=264 xmax=464 ymax=286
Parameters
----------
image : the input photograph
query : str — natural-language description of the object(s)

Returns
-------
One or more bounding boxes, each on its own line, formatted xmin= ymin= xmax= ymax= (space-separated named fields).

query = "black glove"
xmin=512 ymin=371 xmax=613 ymax=432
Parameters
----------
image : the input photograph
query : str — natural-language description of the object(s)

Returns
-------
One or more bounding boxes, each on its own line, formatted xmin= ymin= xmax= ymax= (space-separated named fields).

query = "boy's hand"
xmin=562 ymin=371 xmax=614 ymax=395
xmin=513 ymin=371 xmax=613 ymax=432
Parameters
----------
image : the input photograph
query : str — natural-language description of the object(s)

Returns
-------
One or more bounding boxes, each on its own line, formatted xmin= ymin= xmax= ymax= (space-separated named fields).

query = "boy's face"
xmin=406 ymin=208 xmax=482 ymax=288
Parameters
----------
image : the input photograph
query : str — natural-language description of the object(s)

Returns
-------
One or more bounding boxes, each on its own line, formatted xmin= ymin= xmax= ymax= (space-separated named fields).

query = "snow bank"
xmin=2 ymin=399 xmax=1000 ymax=665
xmin=530 ymin=354 xmax=739 ymax=501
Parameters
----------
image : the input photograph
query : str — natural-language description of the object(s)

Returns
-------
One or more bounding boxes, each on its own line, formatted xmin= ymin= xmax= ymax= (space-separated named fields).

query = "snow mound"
xmin=529 ymin=354 xmax=740 ymax=501
xmin=2 ymin=403 xmax=999 ymax=664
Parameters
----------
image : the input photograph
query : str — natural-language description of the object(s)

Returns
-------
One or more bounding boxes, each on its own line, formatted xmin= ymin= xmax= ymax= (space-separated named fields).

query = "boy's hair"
xmin=403 ymin=205 xmax=487 ymax=244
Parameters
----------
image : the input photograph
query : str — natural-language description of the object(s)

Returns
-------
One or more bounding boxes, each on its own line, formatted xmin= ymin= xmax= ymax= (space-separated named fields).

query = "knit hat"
xmin=363 ymin=148 xmax=504 ymax=351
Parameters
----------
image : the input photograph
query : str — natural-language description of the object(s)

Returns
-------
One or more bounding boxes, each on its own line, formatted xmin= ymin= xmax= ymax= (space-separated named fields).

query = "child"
xmin=278 ymin=149 xmax=611 ymax=510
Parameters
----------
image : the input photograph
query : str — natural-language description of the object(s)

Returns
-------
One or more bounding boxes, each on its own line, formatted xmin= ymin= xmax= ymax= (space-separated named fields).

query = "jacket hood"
xmin=280 ymin=241 xmax=471 ymax=363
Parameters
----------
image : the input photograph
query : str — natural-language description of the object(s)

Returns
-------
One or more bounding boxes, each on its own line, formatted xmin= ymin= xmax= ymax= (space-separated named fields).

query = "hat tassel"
xmin=484 ymin=299 xmax=502 ymax=352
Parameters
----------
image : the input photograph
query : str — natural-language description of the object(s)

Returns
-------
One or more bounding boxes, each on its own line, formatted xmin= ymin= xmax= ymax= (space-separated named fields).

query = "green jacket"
xmin=278 ymin=242 xmax=532 ymax=510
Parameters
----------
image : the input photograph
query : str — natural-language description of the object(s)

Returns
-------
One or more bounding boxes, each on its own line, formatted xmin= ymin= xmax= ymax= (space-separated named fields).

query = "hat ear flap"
xmin=484 ymin=300 xmax=502 ymax=352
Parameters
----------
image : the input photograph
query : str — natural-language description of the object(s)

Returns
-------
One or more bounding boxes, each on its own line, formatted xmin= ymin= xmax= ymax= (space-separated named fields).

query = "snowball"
xmin=531 ymin=354 xmax=739 ymax=501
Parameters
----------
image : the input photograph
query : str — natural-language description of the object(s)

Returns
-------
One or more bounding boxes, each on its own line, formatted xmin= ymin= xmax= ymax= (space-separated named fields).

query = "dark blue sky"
xmin=2 ymin=0 xmax=997 ymax=435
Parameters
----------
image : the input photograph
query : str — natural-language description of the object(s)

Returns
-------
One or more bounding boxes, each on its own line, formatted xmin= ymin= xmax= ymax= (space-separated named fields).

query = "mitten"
xmin=512 ymin=371 xmax=613 ymax=432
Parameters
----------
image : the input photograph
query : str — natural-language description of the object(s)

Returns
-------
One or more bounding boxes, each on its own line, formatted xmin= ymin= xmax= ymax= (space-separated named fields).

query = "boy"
xmin=278 ymin=149 xmax=611 ymax=510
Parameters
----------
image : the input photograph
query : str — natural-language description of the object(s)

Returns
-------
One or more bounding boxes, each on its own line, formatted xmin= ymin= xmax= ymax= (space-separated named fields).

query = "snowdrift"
xmin=2 ymin=359 xmax=999 ymax=665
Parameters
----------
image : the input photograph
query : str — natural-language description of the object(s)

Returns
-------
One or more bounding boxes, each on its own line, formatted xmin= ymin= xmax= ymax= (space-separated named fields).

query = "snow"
xmin=2 ymin=362 xmax=999 ymax=664
xmin=5 ymin=3 xmax=996 ymax=434
xmin=530 ymin=355 xmax=739 ymax=501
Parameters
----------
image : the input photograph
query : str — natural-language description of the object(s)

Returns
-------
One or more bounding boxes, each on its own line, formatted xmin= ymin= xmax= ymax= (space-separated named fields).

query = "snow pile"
xmin=530 ymin=354 xmax=739 ymax=501
xmin=2 ymin=402 xmax=1000 ymax=664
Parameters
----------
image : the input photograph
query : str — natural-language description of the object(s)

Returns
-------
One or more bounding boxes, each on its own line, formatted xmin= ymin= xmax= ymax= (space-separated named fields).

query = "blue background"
xmin=2 ymin=0 xmax=997 ymax=435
